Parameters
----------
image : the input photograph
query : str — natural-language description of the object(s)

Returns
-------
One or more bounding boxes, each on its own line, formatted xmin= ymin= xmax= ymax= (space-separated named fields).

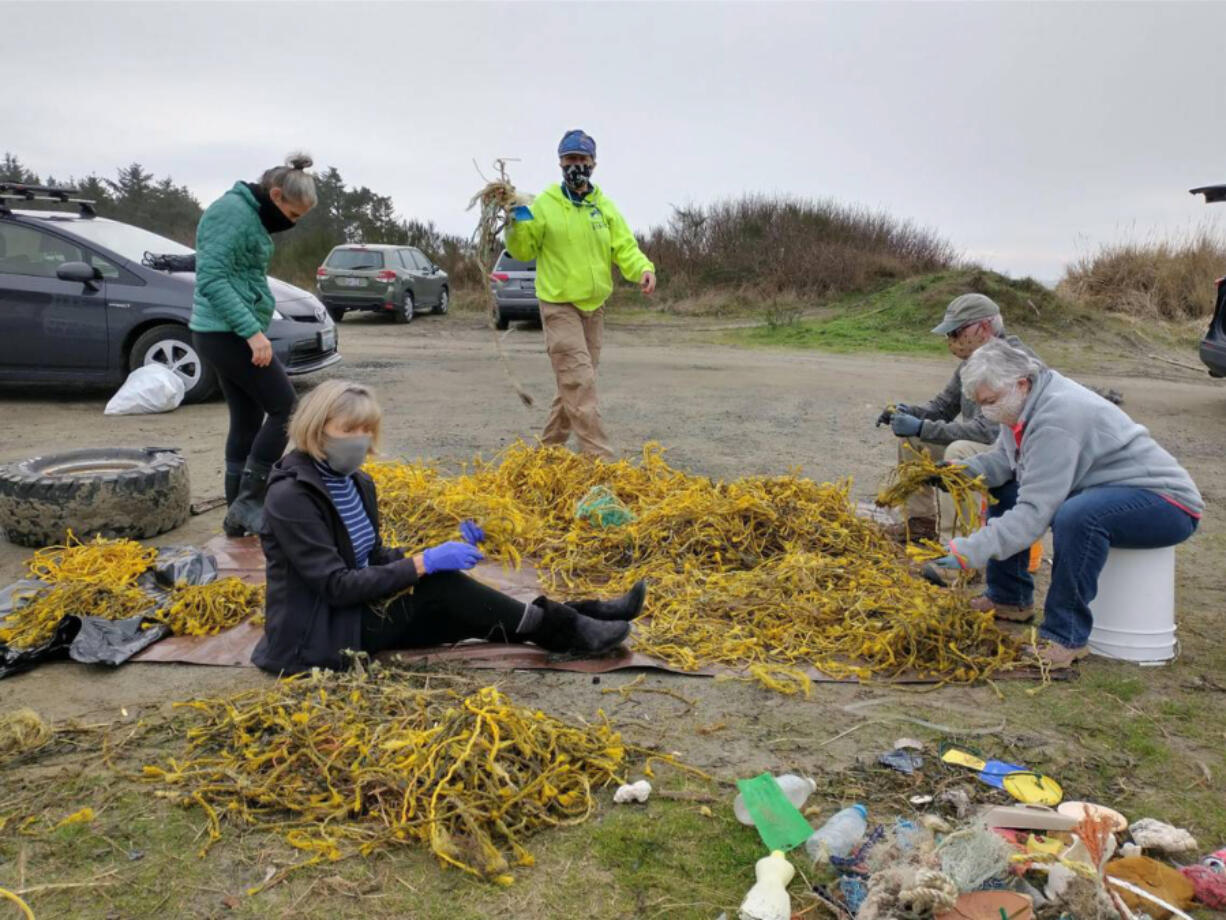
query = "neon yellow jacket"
xmin=505 ymin=183 xmax=654 ymax=311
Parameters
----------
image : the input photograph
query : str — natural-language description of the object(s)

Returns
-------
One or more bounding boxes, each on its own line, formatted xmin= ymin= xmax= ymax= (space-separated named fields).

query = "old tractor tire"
xmin=0 ymin=447 xmax=190 ymax=548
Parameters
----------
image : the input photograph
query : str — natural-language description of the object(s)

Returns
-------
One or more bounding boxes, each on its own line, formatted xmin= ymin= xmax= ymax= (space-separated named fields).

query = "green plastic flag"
xmin=735 ymin=773 xmax=814 ymax=852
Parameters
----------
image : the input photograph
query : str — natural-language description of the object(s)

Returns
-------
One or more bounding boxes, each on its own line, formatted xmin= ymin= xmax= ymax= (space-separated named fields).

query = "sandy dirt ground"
xmin=0 ymin=310 xmax=1223 ymax=776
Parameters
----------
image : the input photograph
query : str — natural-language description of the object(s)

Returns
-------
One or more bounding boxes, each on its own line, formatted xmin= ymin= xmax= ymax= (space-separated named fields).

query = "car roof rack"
xmin=0 ymin=182 xmax=96 ymax=218
xmin=1190 ymin=184 xmax=1226 ymax=203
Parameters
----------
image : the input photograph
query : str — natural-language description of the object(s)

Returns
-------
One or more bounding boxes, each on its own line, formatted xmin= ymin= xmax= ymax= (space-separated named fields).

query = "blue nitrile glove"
xmin=890 ymin=413 xmax=923 ymax=437
xmin=460 ymin=519 xmax=485 ymax=546
xmin=422 ymin=541 xmax=484 ymax=574
xmin=932 ymin=554 xmax=962 ymax=569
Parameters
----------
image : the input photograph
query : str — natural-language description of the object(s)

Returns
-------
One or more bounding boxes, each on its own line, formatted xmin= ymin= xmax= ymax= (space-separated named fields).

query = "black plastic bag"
xmin=69 ymin=616 xmax=169 ymax=666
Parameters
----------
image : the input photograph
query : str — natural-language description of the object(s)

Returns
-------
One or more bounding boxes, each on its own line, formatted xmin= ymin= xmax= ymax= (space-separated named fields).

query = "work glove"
xmin=932 ymin=542 xmax=967 ymax=570
xmin=459 ymin=519 xmax=486 ymax=546
xmin=422 ymin=541 xmax=484 ymax=574
xmin=890 ymin=413 xmax=923 ymax=438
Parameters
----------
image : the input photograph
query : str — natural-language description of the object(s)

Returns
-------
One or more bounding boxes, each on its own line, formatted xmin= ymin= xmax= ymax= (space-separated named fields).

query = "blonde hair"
xmin=288 ymin=380 xmax=382 ymax=461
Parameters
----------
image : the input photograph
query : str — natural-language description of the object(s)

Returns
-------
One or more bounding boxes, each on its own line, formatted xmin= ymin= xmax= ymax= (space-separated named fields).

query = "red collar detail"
xmin=1011 ymin=422 xmax=1025 ymax=447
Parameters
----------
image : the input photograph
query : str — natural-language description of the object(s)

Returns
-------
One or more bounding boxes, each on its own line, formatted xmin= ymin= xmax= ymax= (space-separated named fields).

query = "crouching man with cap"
xmin=877 ymin=293 xmax=1036 ymax=543
xmin=929 ymin=340 xmax=1201 ymax=668
xmin=505 ymin=129 xmax=656 ymax=460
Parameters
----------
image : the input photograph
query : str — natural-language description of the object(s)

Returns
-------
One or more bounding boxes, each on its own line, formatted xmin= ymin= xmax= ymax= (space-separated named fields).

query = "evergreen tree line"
xmin=1 ymin=154 xmax=484 ymax=288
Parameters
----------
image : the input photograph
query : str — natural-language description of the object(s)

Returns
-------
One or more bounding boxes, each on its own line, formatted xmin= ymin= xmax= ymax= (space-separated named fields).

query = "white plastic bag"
xmin=104 ymin=365 xmax=186 ymax=415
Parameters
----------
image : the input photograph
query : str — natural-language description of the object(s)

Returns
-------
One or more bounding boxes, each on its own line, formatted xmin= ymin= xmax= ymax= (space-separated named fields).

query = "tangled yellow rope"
xmin=367 ymin=442 xmax=1020 ymax=687
xmin=144 ymin=662 xmax=688 ymax=886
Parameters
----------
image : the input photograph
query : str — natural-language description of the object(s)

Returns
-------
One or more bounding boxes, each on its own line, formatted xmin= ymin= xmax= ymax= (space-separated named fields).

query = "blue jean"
xmin=985 ymin=484 xmax=1198 ymax=648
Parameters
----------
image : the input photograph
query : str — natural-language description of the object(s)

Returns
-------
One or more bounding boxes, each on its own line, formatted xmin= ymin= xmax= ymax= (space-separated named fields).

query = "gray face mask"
xmin=322 ymin=434 xmax=371 ymax=476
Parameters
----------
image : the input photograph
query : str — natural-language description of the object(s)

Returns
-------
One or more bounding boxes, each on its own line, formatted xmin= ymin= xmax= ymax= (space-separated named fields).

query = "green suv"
xmin=316 ymin=244 xmax=449 ymax=323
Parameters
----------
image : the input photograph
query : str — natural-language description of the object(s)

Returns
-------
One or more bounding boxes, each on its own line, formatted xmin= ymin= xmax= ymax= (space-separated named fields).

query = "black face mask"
xmin=561 ymin=163 xmax=593 ymax=192
xmin=245 ymin=182 xmax=297 ymax=234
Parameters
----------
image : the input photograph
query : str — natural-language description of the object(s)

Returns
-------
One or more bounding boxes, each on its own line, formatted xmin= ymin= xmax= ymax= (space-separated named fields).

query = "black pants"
xmin=361 ymin=572 xmax=528 ymax=653
xmin=193 ymin=331 xmax=296 ymax=467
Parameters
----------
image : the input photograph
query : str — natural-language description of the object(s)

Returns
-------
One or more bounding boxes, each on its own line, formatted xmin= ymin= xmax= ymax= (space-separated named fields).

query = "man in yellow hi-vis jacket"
xmin=506 ymin=129 xmax=656 ymax=459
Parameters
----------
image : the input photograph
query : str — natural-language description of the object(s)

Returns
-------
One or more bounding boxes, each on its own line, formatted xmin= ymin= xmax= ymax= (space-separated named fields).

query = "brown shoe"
xmin=1024 ymin=639 xmax=1089 ymax=668
xmin=884 ymin=516 xmax=938 ymax=545
xmin=969 ymin=594 xmax=1035 ymax=623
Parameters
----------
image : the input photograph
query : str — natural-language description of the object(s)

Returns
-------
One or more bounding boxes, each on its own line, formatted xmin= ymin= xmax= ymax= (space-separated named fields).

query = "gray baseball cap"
xmin=931 ymin=293 xmax=1001 ymax=335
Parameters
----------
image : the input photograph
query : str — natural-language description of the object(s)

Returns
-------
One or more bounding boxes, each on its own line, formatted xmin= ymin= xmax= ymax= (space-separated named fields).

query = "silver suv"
xmin=489 ymin=250 xmax=538 ymax=330
xmin=316 ymin=243 xmax=449 ymax=324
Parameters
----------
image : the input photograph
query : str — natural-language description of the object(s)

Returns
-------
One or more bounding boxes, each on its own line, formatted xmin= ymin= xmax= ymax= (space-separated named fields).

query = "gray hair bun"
xmin=285 ymin=151 xmax=314 ymax=172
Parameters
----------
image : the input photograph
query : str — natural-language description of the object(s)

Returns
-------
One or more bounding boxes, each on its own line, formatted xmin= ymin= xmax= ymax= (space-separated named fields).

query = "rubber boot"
xmin=520 ymin=596 xmax=629 ymax=655
xmin=224 ymin=458 xmax=244 ymax=506
xmin=566 ymin=580 xmax=647 ymax=622
xmin=223 ymin=459 xmax=272 ymax=538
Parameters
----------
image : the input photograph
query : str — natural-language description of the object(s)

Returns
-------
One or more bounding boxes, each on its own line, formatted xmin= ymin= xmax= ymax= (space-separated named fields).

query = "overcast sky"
xmin=5 ymin=1 xmax=1225 ymax=282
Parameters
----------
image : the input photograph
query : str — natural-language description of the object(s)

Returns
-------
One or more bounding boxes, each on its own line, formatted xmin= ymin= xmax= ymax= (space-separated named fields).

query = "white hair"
xmin=962 ymin=338 xmax=1043 ymax=400
xmin=259 ymin=151 xmax=317 ymax=207
xmin=989 ymin=313 xmax=1005 ymax=335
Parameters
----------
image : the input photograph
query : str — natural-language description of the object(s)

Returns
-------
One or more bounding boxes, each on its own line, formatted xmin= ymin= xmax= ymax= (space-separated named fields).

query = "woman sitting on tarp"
xmin=251 ymin=380 xmax=645 ymax=674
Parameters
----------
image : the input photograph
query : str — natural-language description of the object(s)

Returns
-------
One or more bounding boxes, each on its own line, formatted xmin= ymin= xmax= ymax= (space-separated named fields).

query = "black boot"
xmin=520 ymin=596 xmax=629 ymax=655
xmin=224 ymin=470 xmax=242 ymax=506
xmin=223 ymin=459 xmax=272 ymax=537
xmin=566 ymin=580 xmax=647 ymax=621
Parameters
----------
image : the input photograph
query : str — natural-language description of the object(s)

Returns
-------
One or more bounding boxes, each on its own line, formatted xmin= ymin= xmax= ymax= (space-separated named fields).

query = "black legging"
xmin=194 ymin=331 xmax=296 ymax=467
xmin=361 ymin=572 xmax=527 ymax=652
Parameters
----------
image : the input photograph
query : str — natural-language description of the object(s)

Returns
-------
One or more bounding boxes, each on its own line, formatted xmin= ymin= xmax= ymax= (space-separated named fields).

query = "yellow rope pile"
xmin=144 ymin=662 xmax=644 ymax=886
xmin=367 ymin=443 xmax=1020 ymax=686
xmin=147 ymin=578 xmax=266 ymax=636
xmin=0 ymin=533 xmax=264 ymax=649
xmin=875 ymin=443 xmax=994 ymax=537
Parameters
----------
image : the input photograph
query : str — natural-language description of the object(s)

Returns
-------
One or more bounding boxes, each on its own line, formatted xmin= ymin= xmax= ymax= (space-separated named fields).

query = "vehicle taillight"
xmin=316 ymin=266 xmax=328 ymax=278
xmin=376 ymin=270 xmax=397 ymax=282
xmin=490 ymin=272 xmax=509 ymax=282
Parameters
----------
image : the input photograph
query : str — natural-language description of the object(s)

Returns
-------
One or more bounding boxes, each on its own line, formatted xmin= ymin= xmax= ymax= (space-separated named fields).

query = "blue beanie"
xmin=558 ymin=129 xmax=596 ymax=159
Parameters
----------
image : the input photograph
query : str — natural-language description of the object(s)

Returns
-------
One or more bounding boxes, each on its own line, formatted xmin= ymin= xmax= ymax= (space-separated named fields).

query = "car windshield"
xmin=56 ymin=217 xmax=195 ymax=261
xmin=496 ymin=251 xmax=535 ymax=271
xmin=328 ymin=249 xmax=385 ymax=270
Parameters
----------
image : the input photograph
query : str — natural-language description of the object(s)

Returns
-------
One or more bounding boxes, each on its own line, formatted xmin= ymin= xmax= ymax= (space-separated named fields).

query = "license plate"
xmin=319 ymin=329 xmax=336 ymax=351
xmin=337 ymin=277 xmax=366 ymax=287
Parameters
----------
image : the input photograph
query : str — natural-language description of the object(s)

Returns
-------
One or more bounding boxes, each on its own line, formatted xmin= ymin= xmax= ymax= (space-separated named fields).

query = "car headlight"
xmin=271 ymin=309 xmax=286 ymax=321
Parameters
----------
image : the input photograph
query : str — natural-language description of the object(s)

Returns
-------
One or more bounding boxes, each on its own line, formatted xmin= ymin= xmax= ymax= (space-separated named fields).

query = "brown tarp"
xmin=131 ymin=535 xmax=1054 ymax=683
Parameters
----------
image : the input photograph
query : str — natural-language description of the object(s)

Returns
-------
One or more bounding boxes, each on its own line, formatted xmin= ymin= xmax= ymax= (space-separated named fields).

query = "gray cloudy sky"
xmin=5 ymin=1 xmax=1225 ymax=281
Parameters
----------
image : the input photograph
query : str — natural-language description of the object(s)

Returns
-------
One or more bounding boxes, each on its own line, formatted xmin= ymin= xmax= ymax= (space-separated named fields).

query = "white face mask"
xmin=981 ymin=384 xmax=1027 ymax=425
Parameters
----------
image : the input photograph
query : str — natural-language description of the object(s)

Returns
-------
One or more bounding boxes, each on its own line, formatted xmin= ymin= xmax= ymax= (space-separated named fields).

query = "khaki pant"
xmin=899 ymin=437 xmax=990 ymax=539
xmin=540 ymin=301 xmax=612 ymax=460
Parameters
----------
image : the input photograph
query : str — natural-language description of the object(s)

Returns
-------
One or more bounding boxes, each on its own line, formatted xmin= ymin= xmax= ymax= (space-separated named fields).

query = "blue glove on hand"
xmin=890 ymin=413 xmax=923 ymax=437
xmin=460 ymin=519 xmax=485 ymax=546
xmin=422 ymin=541 xmax=484 ymax=574
xmin=932 ymin=554 xmax=963 ymax=569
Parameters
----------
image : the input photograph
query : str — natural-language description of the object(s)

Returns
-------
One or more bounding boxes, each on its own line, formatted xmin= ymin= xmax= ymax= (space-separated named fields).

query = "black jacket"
xmin=251 ymin=450 xmax=419 ymax=674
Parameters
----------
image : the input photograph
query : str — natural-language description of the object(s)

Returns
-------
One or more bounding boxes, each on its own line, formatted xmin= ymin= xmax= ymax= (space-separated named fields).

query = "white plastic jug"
xmin=1088 ymin=546 xmax=1177 ymax=665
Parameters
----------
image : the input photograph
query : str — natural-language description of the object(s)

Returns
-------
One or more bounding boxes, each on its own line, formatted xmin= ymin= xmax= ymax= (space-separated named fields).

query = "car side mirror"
xmin=56 ymin=261 xmax=102 ymax=289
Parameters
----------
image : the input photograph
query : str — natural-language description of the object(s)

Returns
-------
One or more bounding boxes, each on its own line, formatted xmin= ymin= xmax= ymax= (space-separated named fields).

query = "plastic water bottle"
xmin=804 ymin=803 xmax=868 ymax=863
xmin=733 ymin=774 xmax=817 ymax=826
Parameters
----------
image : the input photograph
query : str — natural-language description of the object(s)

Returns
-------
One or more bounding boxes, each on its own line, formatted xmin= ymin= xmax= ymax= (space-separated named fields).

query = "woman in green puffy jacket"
xmin=190 ymin=153 xmax=317 ymax=537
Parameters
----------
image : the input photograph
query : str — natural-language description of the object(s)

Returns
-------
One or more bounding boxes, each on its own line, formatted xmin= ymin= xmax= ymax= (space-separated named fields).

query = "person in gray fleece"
xmin=930 ymin=339 xmax=1202 ymax=667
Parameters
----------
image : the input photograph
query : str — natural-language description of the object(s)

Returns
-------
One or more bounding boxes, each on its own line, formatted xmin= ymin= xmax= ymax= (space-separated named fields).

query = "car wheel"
xmin=129 ymin=324 xmax=218 ymax=403
xmin=326 ymin=305 xmax=345 ymax=323
xmin=0 ymin=447 xmax=190 ymax=548
xmin=433 ymin=288 xmax=449 ymax=315
xmin=493 ymin=305 xmax=510 ymax=331
xmin=393 ymin=291 xmax=414 ymax=324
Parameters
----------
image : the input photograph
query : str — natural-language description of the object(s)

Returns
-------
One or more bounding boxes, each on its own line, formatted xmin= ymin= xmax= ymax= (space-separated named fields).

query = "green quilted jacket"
xmin=189 ymin=182 xmax=275 ymax=339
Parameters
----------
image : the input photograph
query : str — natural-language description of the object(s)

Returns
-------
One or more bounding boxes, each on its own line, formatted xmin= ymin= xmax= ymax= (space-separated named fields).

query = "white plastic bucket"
xmin=1087 ymin=545 xmax=1177 ymax=665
